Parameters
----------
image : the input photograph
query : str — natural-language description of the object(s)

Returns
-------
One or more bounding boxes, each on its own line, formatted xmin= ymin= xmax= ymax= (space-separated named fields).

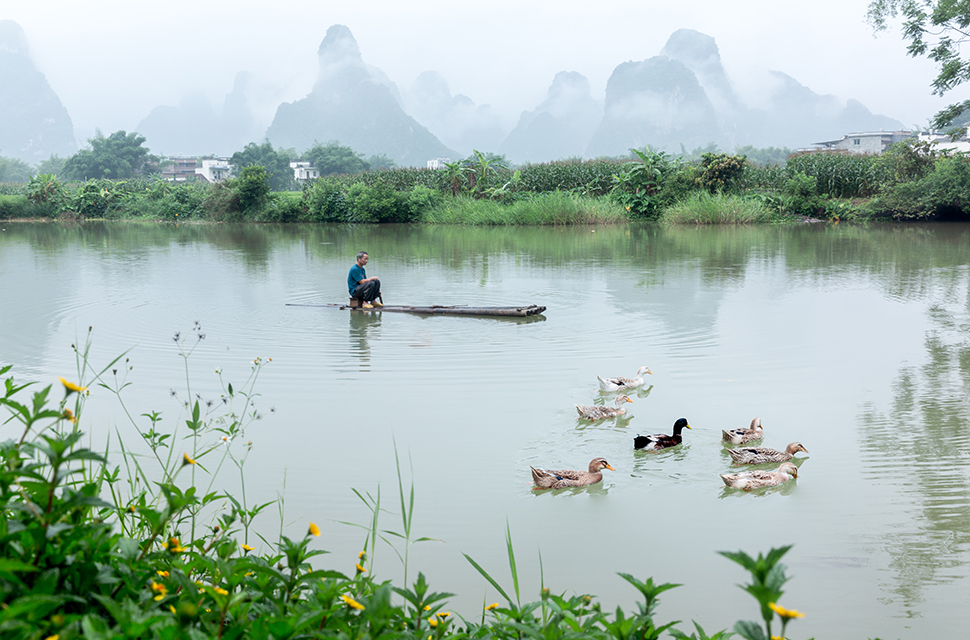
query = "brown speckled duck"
xmin=728 ymin=442 xmax=809 ymax=465
xmin=634 ymin=418 xmax=691 ymax=450
xmin=531 ymin=457 xmax=614 ymax=489
xmin=575 ymin=394 xmax=633 ymax=420
xmin=721 ymin=417 xmax=764 ymax=445
xmin=720 ymin=462 xmax=798 ymax=490
xmin=597 ymin=366 xmax=652 ymax=392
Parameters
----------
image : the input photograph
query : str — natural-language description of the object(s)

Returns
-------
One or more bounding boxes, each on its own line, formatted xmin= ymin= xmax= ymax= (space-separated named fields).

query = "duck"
xmin=721 ymin=417 xmax=764 ymax=445
xmin=720 ymin=462 xmax=798 ymax=490
xmin=728 ymin=442 xmax=809 ymax=465
xmin=634 ymin=417 xmax=691 ymax=450
xmin=531 ymin=457 xmax=614 ymax=489
xmin=575 ymin=394 xmax=633 ymax=420
xmin=597 ymin=366 xmax=653 ymax=392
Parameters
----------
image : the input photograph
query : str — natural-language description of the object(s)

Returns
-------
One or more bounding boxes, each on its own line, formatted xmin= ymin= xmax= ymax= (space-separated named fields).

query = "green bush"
xmin=661 ymin=191 xmax=771 ymax=224
xmin=871 ymin=155 xmax=970 ymax=219
xmin=236 ymin=165 xmax=271 ymax=212
xmin=698 ymin=153 xmax=747 ymax=193
xmin=202 ymin=181 xmax=242 ymax=221
xmin=345 ymin=181 xmax=408 ymax=223
xmin=780 ymin=172 xmax=821 ymax=216
xmin=609 ymin=149 xmax=682 ymax=219
xmin=405 ymin=185 xmax=442 ymax=221
xmin=259 ymin=191 xmax=306 ymax=222
xmin=306 ymin=179 xmax=350 ymax=222
xmin=0 ymin=194 xmax=52 ymax=219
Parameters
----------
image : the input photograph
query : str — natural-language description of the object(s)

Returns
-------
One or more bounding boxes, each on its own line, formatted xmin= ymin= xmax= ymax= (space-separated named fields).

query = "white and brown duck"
xmin=597 ymin=366 xmax=652 ymax=392
xmin=720 ymin=462 xmax=798 ymax=490
xmin=575 ymin=394 xmax=633 ymax=420
xmin=531 ymin=457 xmax=614 ymax=489
xmin=728 ymin=442 xmax=809 ymax=465
xmin=721 ymin=417 xmax=764 ymax=445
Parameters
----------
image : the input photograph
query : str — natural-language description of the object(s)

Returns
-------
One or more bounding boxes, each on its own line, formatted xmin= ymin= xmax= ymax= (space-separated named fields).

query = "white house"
xmin=290 ymin=161 xmax=319 ymax=182
xmin=195 ymin=158 xmax=232 ymax=183
xmin=917 ymin=131 xmax=970 ymax=154
xmin=812 ymin=131 xmax=914 ymax=154
xmin=427 ymin=157 xmax=451 ymax=170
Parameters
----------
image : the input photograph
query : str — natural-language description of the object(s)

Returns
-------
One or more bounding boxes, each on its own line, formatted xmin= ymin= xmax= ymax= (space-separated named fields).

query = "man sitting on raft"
xmin=348 ymin=250 xmax=382 ymax=308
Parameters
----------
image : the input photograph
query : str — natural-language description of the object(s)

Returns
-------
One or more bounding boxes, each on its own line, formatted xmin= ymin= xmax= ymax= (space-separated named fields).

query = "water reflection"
xmin=348 ymin=309 xmax=382 ymax=369
xmin=858 ymin=277 xmax=970 ymax=611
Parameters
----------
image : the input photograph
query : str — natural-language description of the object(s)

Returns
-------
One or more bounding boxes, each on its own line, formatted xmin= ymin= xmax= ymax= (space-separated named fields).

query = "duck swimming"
xmin=575 ymin=394 xmax=633 ymax=420
xmin=531 ymin=457 xmax=614 ymax=489
xmin=634 ymin=417 xmax=691 ymax=450
xmin=597 ymin=366 xmax=652 ymax=392
xmin=721 ymin=417 xmax=764 ymax=445
xmin=728 ymin=442 xmax=809 ymax=465
xmin=720 ymin=462 xmax=798 ymax=490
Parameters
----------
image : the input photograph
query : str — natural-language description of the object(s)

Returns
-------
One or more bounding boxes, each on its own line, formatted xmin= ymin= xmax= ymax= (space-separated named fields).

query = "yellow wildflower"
xmin=428 ymin=617 xmax=438 ymax=628
xmin=485 ymin=603 xmax=499 ymax=611
xmin=341 ymin=594 xmax=365 ymax=610
xmin=355 ymin=563 xmax=366 ymax=574
xmin=213 ymin=586 xmax=229 ymax=596
xmin=308 ymin=522 xmax=320 ymax=537
xmin=62 ymin=408 xmax=77 ymax=424
xmin=156 ymin=570 xmax=169 ymax=578
xmin=45 ymin=635 xmax=60 ymax=640
xmin=358 ymin=550 xmax=366 ymax=560
xmin=169 ymin=605 xmax=176 ymax=614
xmin=769 ymin=602 xmax=805 ymax=619
xmin=182 ymin=452 xmax=196 ymax=466
xmin=436 ymin=612 xmax=450 ymax=618
xmin=163 ymin=537 xmax=186 ymax=553
xmin=151 ymin=581 xmax=167 ymax=601
xmin=59 ymin=378 xmax=87 ymax=394
xmin=423 ymin=605 xmax=431 ymax=611
xmin=242 ymin=544 xmax=255 ymax=552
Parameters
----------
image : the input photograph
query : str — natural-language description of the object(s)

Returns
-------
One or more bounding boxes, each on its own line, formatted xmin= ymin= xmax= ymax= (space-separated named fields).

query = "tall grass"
xmin=661 ymin=191 xmax=771 ymax=224
xmin=420 ymin=192 xmax=629 ymax=225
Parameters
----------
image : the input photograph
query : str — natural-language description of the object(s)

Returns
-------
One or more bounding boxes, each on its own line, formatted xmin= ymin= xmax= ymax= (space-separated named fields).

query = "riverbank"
xmin=3 ymin=143 xmax=967 ymax=224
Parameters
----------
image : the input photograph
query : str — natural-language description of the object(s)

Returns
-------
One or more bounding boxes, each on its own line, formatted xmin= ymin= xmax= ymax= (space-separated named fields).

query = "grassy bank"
xmin=420 ymin=192 xmax=629 ymax=225
xmin=660 ymin=192 xmax=775 ymax=224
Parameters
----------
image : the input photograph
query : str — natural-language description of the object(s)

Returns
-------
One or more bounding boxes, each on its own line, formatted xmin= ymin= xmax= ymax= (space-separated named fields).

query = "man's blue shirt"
xmin=348 ymin=264 xmax=366 ymax=295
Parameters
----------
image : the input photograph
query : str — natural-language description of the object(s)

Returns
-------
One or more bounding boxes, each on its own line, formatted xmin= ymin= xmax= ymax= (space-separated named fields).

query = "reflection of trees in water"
xmin=858 ymin=274 xmax=970 ymax=612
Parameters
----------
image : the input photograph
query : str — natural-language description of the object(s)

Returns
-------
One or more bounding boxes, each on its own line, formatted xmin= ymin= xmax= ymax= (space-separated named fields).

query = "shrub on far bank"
xmin=0 ymin=194 xmax=54 ymax=219
xmin=661 ymin=191 xmax=772 ymax=224
xmin=420 ymin=192 xmax=628 ymax=225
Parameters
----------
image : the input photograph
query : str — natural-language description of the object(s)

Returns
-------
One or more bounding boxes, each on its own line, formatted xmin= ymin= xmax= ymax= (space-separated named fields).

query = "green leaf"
xmin=463 ymin=552 xmax=513 ymax=605
xmin=732 ymin=620 xmax=767 ymax=640
xmin=0 ymin=559 xmax=38 ymax=573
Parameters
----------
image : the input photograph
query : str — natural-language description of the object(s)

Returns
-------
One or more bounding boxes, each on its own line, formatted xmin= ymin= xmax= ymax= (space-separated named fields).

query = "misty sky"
xmin=7 ymin=0 xmax=948 ymax=145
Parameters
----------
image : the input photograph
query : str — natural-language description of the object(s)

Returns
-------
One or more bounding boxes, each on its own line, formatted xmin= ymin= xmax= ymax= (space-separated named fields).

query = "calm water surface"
xmin=2 ymin=220 xmax=970 ymax=639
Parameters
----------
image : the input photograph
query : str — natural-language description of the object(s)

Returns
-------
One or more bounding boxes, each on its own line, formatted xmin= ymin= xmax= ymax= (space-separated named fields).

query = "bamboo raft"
xmin=286 ymin=303 xmax=546 ymax=317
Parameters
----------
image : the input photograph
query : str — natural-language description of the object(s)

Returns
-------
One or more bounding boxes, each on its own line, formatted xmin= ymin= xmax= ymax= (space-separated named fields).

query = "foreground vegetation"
xmin=0 ymin=332 xmax=839 ymax=640
xmin=3 ymin=138 xmax=970 ymax=225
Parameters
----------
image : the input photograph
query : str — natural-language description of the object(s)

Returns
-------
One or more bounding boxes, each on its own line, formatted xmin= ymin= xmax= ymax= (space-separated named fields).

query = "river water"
xmin=2 ymin=220 xmax=969 ymax=638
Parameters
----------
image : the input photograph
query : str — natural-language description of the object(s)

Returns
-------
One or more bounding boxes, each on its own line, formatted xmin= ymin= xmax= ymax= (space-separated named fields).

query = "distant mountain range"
xmin=0 ymin=20 xmax=75 ymax=164
xmin=1 ymin=21 xmax=905 ymax=167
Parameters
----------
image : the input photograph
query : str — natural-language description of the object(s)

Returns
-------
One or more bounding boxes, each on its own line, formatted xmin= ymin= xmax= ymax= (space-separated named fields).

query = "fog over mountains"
xmin=2 ymin=20 xmax=904 ymax=166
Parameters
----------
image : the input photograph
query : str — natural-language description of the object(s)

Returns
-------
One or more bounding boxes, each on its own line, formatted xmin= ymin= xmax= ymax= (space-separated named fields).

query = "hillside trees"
xmin=303 ymin=140 xmax=371 ymax=176
xmin=63 ymin=130 xmax=158 ymax=180
xmin=230 ymin=141 xmax=296 ymax=191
